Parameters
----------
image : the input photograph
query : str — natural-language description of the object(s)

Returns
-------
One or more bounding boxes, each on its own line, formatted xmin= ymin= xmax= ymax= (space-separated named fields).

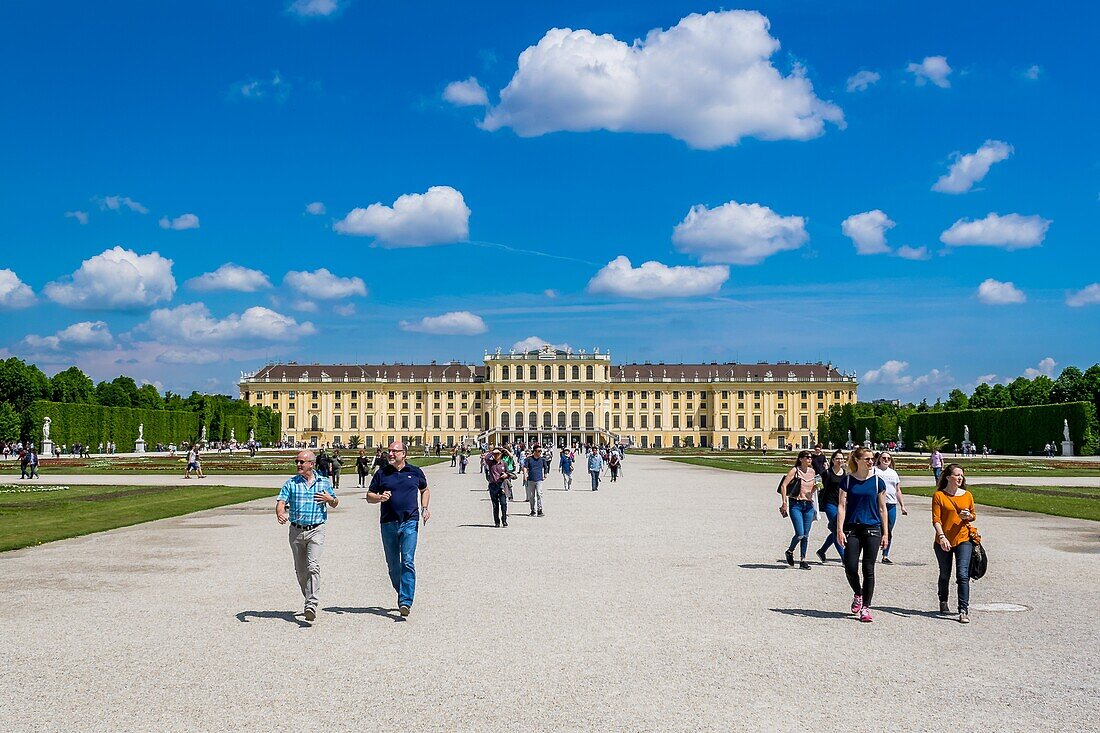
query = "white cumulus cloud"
xmin=333 ymin=185 xmax=470 ymax=246
xmin=97 ymin=195 xmax=148 ymax=214
xmin=977 ymin=278 xmax=1026 ymax=305
xmin=896 ymin=245 xmax=931 ymax=261
xmin=159 ymin=213 xmax=200 ymax=230
xmin=479 ymin=10 xmax=843 ymax=150
xmin=44 ymin=246 xmax=176 ymax=309
xmin=586 ymin=256 xmax=728 ymax=298
xmin=156 ymin=346 xmax=222 ymax=365
xmin=673 ymin=200 xmax=808 ymax=264
xmin=136 ymin=303 xmax=315 ymax=344
xmin=399 ymin=311 xmax=487 ymax=335
xmin=862 ymin=360 xmax=953 ymax=392
xmin=0 ymin=269 xmax=36 ymax=309
xmin=907 ymin=56 xmax=952 ymax=88
xmin=512 ymin=336 xmax=571 ymax=353
xmin=288 ymin=0 xmax=340 ymax=17
xmin=186 ymin=263 xmax=272 ymax=292
xmin=846 ymin=70 xmax=880 ymax=92
xmin=841 ymin=210 xmax=895 ymax=255
xmin=1066 ymin=283 xmax=1100 ymax=308
xmin=932 ymin=140 xmax=1013 ymax=194
xmin=940 ymin=213 xmax=1051 ymax=250
xmin=305 ymin=201 xmax=326 ymax=215
xmin=1024 ymin=357 xmax=1057 ymax=379
xmin=333 ymin=303 xmax=356 ymax=317
xmin=443 ymin=77 xmax=490 ymax=107
xmin=65 ymin=210 xmax=89 ymax=224
xmin=23 ymin=321 xmax=113 ymax=351
xmin=284 ymin=268 xmax=367 ymax=299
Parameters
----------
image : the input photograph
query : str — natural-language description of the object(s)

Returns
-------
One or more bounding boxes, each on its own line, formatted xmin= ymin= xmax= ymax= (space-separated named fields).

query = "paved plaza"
xmin=2 ymin=456 xmax=1097 ymax=731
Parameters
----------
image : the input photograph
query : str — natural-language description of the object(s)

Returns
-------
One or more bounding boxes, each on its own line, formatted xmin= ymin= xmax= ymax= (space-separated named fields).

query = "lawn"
xmin=10 ymin=453 xmax=448 ymax=475
xmin=0 ymin=483 xmax=277 ymax=552
xmin=662 ymin=455 xmax=1100 ymax=477
xmin=904 ymin=484 xmax=1100 ymax=522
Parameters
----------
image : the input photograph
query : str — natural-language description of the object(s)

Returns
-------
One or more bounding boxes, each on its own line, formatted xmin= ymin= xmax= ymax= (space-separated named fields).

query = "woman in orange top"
xmin=931 ymin=463 xmax=976 ymax=624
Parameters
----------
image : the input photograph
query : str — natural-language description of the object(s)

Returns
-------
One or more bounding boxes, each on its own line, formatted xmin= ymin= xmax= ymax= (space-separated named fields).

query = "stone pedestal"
xmin=1062 ymin=440 xmax=1074 ymax=457
xmin=134 ymin=439 xmax=146 ymax=454
xmin=41 ymin=439 xmax=54 ymax=457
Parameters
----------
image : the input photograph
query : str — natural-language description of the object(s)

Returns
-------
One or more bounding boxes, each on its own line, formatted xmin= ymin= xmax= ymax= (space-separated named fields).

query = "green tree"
xmin=944 ymin=389 xmax=969 ymax=411
xmin=969 ymin=382 xmax=993 ymax=409
xmin=987 ymin=383 xmax=1014 ymax=408
xmin=1051 ymin=366 xmax=1089 ymax=403
xmin=50 ymin=366 xmax=97 ymax=404
xmin=0 ymin=358 xmax=50 ymax=412
xmin=135 ymin=383 xmax=164 ymax=410
xmin=0 ymin=402 xmax=20 ymax=442
xmin=1083 ymin=364 xmax=1100 ymax=415
xmin=95 ymin=381 xmax=130 ymax=407
xmin=1030 ymin=375 xmax=1054 ymax=405
xmin=111 ymin=375 xmax=140 ymax=406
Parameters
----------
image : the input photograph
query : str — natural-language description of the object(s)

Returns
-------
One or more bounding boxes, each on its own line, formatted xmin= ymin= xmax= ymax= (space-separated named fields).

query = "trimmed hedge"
xmin=904 ymin=402 xmax=1098 ymax=456
xmin=25 ymin=400 xmax=281 ymax=449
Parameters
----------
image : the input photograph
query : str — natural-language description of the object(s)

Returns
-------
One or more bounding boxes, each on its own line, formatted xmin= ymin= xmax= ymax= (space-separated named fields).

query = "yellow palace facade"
xmin=239 ymin=345 xmax=858 ymax=450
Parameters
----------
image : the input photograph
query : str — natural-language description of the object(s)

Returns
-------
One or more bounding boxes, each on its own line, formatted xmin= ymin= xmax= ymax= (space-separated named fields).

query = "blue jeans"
xmin=935 ymin=541 xmax=973 ymax=612
xmin=590 ymin=471 xmax=600 ymax=490
xmin=884 ymin=504 xmax=898 ymax=557
xmin=380 ymin=518 xmax=419 ymax=608
xmin=786 ymin=499 xmax=815 ymax=557
xmin=818 ymin=502 xmax=843 ymax=559
xmin=933 ymin=467 xmax=942 ymax=481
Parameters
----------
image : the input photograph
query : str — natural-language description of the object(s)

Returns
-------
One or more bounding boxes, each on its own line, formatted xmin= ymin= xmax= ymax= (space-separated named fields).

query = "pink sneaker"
xmin=851 ymin=595 xmax=863 ymax=615
xmin=859 ymin=606 xmax=873 ymax=623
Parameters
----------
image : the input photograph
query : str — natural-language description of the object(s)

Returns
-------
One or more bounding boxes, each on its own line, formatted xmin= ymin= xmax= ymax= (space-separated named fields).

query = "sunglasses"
xmin=295 ymin=459 xmax=313 ymax=465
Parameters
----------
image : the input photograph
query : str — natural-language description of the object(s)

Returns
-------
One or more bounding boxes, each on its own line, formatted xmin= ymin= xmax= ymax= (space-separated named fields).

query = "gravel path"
xmin=1 ymin=456 xmax=1096 ymax=732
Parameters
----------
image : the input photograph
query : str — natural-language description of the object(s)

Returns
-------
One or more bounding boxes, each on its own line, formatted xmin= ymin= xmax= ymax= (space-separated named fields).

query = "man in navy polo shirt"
xmin=367 ymin=441 xmax=431 ymax=617
xmin=523 ymin=444 xmax=548 ymax=517
xmin=276 ymin=449 xmax=338 ymax=624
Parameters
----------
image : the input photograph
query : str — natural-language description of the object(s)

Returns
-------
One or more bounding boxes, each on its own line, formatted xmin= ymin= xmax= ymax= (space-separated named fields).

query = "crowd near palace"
xmin=239 ymin=345 xmax=858 ymax=451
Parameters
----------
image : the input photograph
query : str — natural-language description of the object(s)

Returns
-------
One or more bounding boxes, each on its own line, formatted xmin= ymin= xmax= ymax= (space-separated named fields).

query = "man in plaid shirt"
xmin=276 ymin=449 xmax=338 ymax=623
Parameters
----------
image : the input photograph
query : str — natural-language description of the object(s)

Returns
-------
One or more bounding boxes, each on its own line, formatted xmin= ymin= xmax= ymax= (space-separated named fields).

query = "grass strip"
xmin=19 ymin=455 xmax=450 ymax=475
xmin=0 ymin=484 xmax=275 ymax=552
xmin=661 ymin=456 xmax=1100 ymax=477
xmin=903 ymin=484 xmax=1100 ymax=522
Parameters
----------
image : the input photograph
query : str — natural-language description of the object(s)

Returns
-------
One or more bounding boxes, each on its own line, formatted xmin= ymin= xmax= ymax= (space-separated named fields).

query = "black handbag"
xmin=776 ymin=473 xmax=800 ymax=497
xmin=969 ymin=530 xmax=988 ymax=580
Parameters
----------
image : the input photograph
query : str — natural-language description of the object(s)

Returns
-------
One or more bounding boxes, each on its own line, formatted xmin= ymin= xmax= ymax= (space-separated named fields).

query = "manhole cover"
xmin=970 ymin=602 xmax=1029 ymax=612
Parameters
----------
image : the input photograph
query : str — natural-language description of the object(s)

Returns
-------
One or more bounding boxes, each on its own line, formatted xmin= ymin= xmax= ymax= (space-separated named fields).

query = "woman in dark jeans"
xmin=932 ymin=463 xmax=976 ymax=623
xmin=815 ymin=450 xmax=846 ymax=563
xmin=483 ymin=449 xmax=510 ymax=528
xmin=780 ymin=451 xmax=818 ymax=570
xmin=837 ymin=446 xmax=889 ymax=622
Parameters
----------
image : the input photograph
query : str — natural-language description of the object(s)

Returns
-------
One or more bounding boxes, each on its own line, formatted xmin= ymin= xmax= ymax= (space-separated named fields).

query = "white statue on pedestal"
xmin=43 ymin=416 xmax=51 ymax=441
xmin=230 ymin=427 xmax=236 ymax=442
xmin=964 ymin=425 xmax=970 ymax=443
xmin=201 ymin=425 xmax=207 ymax=442
xmin=138 ymin=423 xmax=144 ymax=441
xmin=1064 ymin=419 xmax=1071 ymax=442
xmin=248 ymin=428 xmax=255 ymax=442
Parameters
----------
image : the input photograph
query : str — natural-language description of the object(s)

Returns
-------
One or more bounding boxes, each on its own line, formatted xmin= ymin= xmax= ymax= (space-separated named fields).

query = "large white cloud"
xmin=0 ymin=269 xmax=36 ymax=309
xmin=841 ymin=210 xmax=895 ymax=255
xmin=907 ymin=56 xmax=952 ymax=88
xmin=672 ymin=200 xmax=808 ymax=264
xmin=443 ymin=77 xmax=490 ymax=107
xmin=283 ymin=268 xmax=367 ymax=299
xmin=44 ymin=246 xmax=176 ymax=309
xmin=156 ymin=346 xmax=222 ymax=365
xmin=1024 ymin=357 xmax=1057 ymax=378
xmin=862 ymin=360 xmax=953 ymax=392
xmin=846 ymin=70 xmax=880 ymax=92
xmin=398 ymin=311 xmax=487 ymax=335
xmin=136 ymin=302 xmax=315 ymax=344
xmin=333 ymin=186 xmax=470 ymax=246
xmin=977 ymin=278 xmax=1026 ymax=305
xmin=23 ymin=321 xmax=113 ymax=351
xmin=512 ymin=336 xmax=571 ymax=353
xmin=186 ymin=263 xmax=272 ymax=292
xmin=940 ymin=213 xmax=1051 ymax=250
xmin=479 ymin=10 xmax=843 ymax=150
xmin=586 ymin=256 xmax=728 ymax=298
xmin=1066 ymin=284 xmax=1100 ymax=308
xmin=159 ymin=213 xmax=200 ymax=230
xmin=932 ymin=140 xmax=1013 ymax=194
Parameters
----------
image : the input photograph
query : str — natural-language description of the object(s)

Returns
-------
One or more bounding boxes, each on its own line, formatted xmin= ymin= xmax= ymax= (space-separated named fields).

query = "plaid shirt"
xmin=278 ymin=473 xmax=335 ymax=526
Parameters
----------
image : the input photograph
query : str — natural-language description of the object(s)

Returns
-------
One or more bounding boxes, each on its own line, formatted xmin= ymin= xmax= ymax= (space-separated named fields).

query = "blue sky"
xmin=1 ymin=0 xmax=1097 ymax=401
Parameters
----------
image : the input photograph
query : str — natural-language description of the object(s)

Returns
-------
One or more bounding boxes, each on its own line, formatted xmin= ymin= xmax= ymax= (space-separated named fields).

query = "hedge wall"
xmin=25 ymin=401 xmax=282 ymax=448
xmin=904 ymin=401 xmax=1098 ymax=456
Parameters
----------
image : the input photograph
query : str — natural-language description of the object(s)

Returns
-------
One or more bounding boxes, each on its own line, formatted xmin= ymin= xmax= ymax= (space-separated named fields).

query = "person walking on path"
xmin=524 ymin=445 xmax=548 ymax=517
xmin=450 ymin=448 xmax=458 ymax=468
xmin=837 ymin=447 xmax=889 ymax=623
xmin=27 ymin=448 xmax=39 ymax=479
xmin=330 ymin=450 xmax=343 ymax=489
xmin=275 ymin=450 xmax=338 ymax=624
xmin=19 ymin=448 xmax=30 ymax=479
xmin=587 ymin=450 xmax=604 ymax=491
xmin=810 ymin=444 xmax=828 ymax=476
xmin=608 ymin=450 xmax=621 ymax=482
xmin=875 ymin=452 xmax=907 ymax=564
xmin=484 ymin=449 xmax=510 ymax=527
xmin=355 ymin=449 xmax=371 ymax=488
xmin=458 ymin=450 xmax=468 ymax=474
xmin=780 ymin=451 xmax=818 ymax=570
xmin=366 ymin=441 xmax=430 ymax=617
xmin=560 ymin=449 xmax=575 ymax=490
xmin=183 ymin=446 xmax=205 ymax=479
xmin=932 ymin=464 xmax=977 ymax=623
xmin=930 ymin=449 xmax=943 ymax=481
xmin=815 ymin=450 xmax=847 ymax=563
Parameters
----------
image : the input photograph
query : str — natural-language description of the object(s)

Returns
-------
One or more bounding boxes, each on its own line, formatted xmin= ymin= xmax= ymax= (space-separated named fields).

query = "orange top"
xmin=931 ymin=490 xmax=976 ymax=547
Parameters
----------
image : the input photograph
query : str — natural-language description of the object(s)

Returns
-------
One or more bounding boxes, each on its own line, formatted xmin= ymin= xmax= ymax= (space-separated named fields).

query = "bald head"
xmin=388 ymin=441 xmax=407 ymax=468
xmin=295 ymin=450 xmax=316 ymax=477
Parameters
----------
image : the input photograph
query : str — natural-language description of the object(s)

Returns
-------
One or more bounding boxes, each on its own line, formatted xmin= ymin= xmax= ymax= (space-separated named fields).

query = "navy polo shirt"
xmin=369 ymin=462 xmax=427 ymax=524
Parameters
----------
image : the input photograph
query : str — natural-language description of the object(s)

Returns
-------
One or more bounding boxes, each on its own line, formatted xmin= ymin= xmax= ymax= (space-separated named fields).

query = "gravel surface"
xmin=1 ymin=456 xmax=1097 ymax=732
